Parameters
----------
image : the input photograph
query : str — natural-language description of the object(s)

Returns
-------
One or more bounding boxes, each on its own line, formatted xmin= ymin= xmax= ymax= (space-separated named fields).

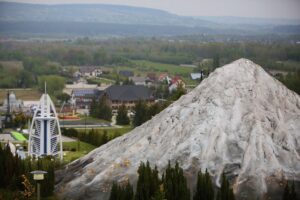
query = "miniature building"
xmin=28 ymin=87 xmax=63 ymax=160
xmin=2 ymin=91 xmax=23 ymax=112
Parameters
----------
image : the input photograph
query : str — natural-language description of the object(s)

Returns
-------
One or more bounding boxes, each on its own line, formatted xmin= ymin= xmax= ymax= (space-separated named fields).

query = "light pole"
xmin=31 ymin=170 xmax=47 ymax=200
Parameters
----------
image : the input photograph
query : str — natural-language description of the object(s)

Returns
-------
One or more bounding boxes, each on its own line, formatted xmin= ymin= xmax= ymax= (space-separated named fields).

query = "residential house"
xmin=158 ymin=73 xmax=172 ymax=84
xmin=129 ymin=77 xmax=147 ymax=86
xmin=78 ymin=67 xmax=102 ymax=77
xmin=190 ymin=72 xmax=204 ymax=80
xmin=104 ymin=85 xmax=154 ymax=109
xmin=169 ymin=76 xmax=186 ymax=93
xmin=147 ymin=73 xmax=157 ymax=82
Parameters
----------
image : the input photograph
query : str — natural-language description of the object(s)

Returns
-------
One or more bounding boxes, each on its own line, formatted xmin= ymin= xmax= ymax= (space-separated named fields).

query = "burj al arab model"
xmin=28 ymin=83 xmax=63 ymax=160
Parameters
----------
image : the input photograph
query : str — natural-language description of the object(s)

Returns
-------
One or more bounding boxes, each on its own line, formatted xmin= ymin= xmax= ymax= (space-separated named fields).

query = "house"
xmin=158 ymin=73 xmax=172 ymax=84
xmin=190 ymin=72 xmax=204 ymax=80
xmin=78 ymin=67 xmax=102 ymax=77
xmin=104 ymin=85 xmax=154 ymax=109
xmin=119 ymin=70 xmax=134 ymax=77
xmin=147 ymin=73 xmax=157 ymax=82
xmin=129 ymin=77 xmax=147 ymax=86
xmin=71 ymin=89 xmax=103 ymax=109
xmin=169 ymin=76 xmax=185 ymax=93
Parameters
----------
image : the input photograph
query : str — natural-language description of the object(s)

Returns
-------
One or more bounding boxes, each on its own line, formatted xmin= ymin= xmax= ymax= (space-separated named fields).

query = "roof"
xmin=130 ymin=77 xmax=147 ymax=83
xmin=79 ymin=67 xmax=101 ymax=74
xmin=105 ymin=85 xmax=153 ymax=101
xmin=72 ymin=89 xmax=103 ymax=98
xmin=190 ymin=73 xmax=202 ymax=80
xmin=119 ymin=70 xmax=134 ymax=77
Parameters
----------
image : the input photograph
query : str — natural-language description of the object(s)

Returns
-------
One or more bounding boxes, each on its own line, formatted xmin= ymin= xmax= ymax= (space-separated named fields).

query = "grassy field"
xmin=76 ymin=126 xmax=133 ymax=138
xmin=63 ymin=141 xmax=96 ymax=163
xmin=0 ymin=61 xmax=23 ymax=71
xmin=0 ymin=88 xmax=41 ymax=102
xmin=11 ymin=131 xmax=27 ymax=141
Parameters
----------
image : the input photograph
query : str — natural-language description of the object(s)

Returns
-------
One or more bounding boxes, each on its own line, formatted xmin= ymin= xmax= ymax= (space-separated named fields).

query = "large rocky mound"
xmin=55 ymin=59 xmax=300 ymax=200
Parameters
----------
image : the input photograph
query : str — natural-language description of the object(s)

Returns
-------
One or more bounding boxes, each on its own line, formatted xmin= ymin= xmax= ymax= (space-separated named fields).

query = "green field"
xmin=76 ymin=126 xmax=133 ymax=138
xmin=11 ymin=131 xmax=27 ymax=141
xmin=63 ymin=141 xmax=96 ymax=163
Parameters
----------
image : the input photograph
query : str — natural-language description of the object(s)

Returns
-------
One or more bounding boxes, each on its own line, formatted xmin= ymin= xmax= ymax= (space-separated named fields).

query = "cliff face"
xmin=55 ymin=58 xmax=300 ymax=200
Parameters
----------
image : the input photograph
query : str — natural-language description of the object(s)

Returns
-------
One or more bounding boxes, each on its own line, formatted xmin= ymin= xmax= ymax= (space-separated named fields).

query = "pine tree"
xmin=109 ymin=182 xmax=134 ymax=200
xmin=163 ymin=161 xmax=190 ymax=200
xmin=97 ymin=96 xmax=112 ymax=121
xmin=217 ymin=173 xmax=235 ymax=200
xmin=116 ymin=104 xmax=130 ymax=125
xmin=89 ymin=98 xmax=98 ymax=117
xmin=135 ymin=161 xmax=161 ymax=200
xmin=133 ymin=100 xmax=149 ymax=127
xmin=194 ymin=169 xmax=214 ymax=200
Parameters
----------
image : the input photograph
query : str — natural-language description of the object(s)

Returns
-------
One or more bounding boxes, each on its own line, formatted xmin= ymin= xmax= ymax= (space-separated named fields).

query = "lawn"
xmin=63 ymin=141 xmax=96 ymax=163
xmin=11 ymin=131 xmax=27 ymax=141
xmin=131 ymin=60 xmax=194 ymax=76
xmin=76 ymin=126 xmax=133 ymax=138
xmin=0 ymin=88 xmax=41 ymax=102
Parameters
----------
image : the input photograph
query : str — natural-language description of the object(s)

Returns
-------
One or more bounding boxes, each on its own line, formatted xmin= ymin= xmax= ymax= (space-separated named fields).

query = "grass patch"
xmin=11 ymin=131 xmax=27 ymax=141
xmin=76 ymin=126 xmax=133 ymax=138
xmin=63 ymin=141 xmax=96 ymax=164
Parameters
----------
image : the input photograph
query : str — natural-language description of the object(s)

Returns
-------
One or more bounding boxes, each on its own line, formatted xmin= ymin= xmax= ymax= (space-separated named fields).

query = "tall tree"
xmin=116 ymin=104 xmax=130 ymax=125
xmin=163 ymin=161 xmax=190 ymax=200
xmin=194 ymin=169 xmax=214 ymax=200
xmin=133 ymin=100 xmax=149 ymax=127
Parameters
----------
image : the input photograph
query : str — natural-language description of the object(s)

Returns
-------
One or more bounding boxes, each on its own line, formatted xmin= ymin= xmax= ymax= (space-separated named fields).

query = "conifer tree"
xmin=135 ymin=161 xmax=161 ymax=200
xmin=116 ymin=104 xmax=130 ymax=125
xmin=216 ymin=173 xmax=235 ymax=200
xmin=163 ymin=161 xmax=190 ymax=200
xmin=133 ymin=100 xmax=148 ymax=127
xmin=194 ymin=169 xmax=214 ymax=200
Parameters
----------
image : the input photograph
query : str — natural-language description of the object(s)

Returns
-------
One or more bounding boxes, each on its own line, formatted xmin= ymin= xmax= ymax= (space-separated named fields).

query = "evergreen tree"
xmin=116 ymin=104 xmax=130 ymax=125
xmin=290 ymin=181 xmax=297 ymax=200
xmin=194 ymin=169 xmax=214 ymax=200
xmin=97 ymin=96 xmax=112 ymax=121
xmin=89 ymin=98 xmax=98 ymax=117
xmin=133 ymin=100 xmax=149 ymax=127
xmin=109 ymin=182 xmax=134 ymax=200
xmin=216 ymin=173 xmax=235 ymax=200
xmin=135 ymin=161 xmax=161 ymax=200
xmin=163 ymin=161 xmax=190 ymax=200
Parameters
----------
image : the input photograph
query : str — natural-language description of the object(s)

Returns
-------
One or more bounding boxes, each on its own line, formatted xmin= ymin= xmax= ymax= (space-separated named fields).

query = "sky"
xmin=2 ymin=0 xmax=300 ymax=19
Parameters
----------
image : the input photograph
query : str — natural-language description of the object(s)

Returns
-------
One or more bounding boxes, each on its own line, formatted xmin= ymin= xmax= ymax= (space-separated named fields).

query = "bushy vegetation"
xmin=90 ymin=96 xmax=112 ymax=121
xmin=116 ymin=104 xmax=130 ymax=125
xmin=0 ymin=143 xmax=57 ymax=198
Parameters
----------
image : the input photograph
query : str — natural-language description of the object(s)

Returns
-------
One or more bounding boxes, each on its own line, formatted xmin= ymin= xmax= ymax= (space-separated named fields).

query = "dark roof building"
xmin=119 ymin=70 xmax=134 ymax=77
xmin=72 ymin=89 xmax=103 ymax=109
xmin=105 ymin=85 xmax=152 ymax=101
xmin=104 ymin=85 xmax=154 ymax=109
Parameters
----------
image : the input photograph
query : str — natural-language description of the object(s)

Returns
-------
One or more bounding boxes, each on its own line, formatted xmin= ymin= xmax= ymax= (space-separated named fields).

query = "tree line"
xmin=109 ymin=161 xmax=235 ymax=200
xmin=62 ymin=128 xmax=123 ymax=147
xmin=0 ymin=143 xmax=57 ymax=199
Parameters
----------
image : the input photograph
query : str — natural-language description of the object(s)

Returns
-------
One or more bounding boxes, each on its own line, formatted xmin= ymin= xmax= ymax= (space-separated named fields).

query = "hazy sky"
xmin=2 ymin=0 xmax=300 ymax=19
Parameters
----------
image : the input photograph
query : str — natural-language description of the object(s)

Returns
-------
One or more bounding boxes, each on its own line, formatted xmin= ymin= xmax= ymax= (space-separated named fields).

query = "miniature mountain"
xmin=55 ymin=58 xmax=300 ymax=199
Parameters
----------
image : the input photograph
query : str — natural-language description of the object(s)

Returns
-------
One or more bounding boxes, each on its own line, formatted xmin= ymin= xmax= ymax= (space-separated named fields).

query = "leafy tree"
xmin=38 ymin=75 xmax=65 ymax=97
xmin=116 ymin=104 xmax=130 ymax=125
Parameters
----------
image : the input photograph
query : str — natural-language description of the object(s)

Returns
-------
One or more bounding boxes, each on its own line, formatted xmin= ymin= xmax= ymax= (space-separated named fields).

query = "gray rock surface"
xmin=55 ymin=58 xmax=300 ymax=200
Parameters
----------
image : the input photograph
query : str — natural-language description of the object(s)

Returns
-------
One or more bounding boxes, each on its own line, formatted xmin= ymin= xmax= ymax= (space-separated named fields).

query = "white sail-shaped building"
xmin=28 ymin=89 xmax=63 ymax=160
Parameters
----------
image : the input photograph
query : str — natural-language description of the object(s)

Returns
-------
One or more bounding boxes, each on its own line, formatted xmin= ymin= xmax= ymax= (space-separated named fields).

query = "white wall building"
xmin=28 ymin=89 xmax=63 ymax=160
